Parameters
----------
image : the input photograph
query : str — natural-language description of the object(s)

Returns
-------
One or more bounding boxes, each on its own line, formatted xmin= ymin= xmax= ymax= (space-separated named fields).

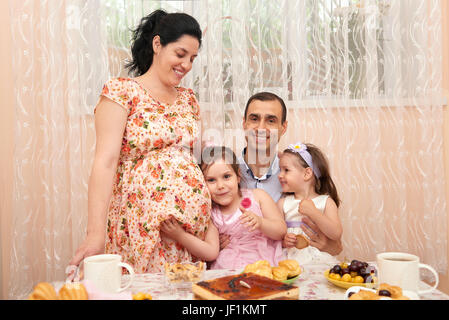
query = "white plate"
xmin=345 ymin=286 xmax=420 ymax=300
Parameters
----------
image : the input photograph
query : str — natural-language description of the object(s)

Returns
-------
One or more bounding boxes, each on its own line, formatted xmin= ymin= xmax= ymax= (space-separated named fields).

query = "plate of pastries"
xmin=345 ymin=283 xmax=419 ymax=300
xmin=324 ymin=259 xmax=377 ymax=289
xmin=243 ymin=259 xmax=302 ymax=284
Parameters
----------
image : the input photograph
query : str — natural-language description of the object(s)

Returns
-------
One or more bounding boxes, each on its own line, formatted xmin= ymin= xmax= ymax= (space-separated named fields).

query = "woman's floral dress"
xmin=98 ymin=78 xmax=211 ymax=273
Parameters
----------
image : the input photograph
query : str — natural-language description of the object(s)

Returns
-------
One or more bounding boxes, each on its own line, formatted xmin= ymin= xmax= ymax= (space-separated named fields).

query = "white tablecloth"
xmin=124 ymin=263 xmax=449 ymax=300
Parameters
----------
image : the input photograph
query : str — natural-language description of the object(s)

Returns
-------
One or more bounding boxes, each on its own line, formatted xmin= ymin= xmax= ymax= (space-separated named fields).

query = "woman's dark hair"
xmin=126 ymin=9 xmax=202 ymax=76
xmin=200 ymin=146 xmax=242 ymax=197
xmin=284 ymin=143 xmax=341 ymax=207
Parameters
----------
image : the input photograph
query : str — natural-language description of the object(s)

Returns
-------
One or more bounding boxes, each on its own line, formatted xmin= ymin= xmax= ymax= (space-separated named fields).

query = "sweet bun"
xmin=253 ymin=260 xmax=271 ymax=269
xmin=349 ymin=283 xmax=410 ymax=300
xmin=278 ymin=259 xmax=302 ymax=278
xmin=244 ymin=260 xmax=274 ymax=279
xmin=58 ymin=282 xmax=88 ymax=300
xmin=253 ymin=266 xmax=274 ymax=279
xmin=29 ymin=282 xmax=58 ymax=300
xmin=295 ymin=234 xmax=309 ymax=249
xmin=244 ymin=260 xmax=270 ymax=273
xmin=271 ymin=266 xmax=289 ymax=281
xmin=349 ymin=290 xmax=380 ymax=300
xmin=378 ymin=283 xmax=408 ymax=300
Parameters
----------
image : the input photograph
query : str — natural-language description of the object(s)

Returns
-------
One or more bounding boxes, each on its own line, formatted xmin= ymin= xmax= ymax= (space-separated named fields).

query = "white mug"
xmin=83 ymin=254 xmax=135 ymax=293
xmin=376 ymin=252 xmax=439 ymax=295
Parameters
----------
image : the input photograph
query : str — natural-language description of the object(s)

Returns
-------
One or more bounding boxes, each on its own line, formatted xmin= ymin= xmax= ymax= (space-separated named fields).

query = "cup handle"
xmin=417 ymin=263 xmax=439 ymax=295
xmin=117 ymin=262 xmax=135 ymax=292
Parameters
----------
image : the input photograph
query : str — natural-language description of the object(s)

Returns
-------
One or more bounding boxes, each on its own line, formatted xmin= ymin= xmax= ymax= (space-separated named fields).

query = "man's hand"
xmin=301 ymin=216 xmax=343 ymax=255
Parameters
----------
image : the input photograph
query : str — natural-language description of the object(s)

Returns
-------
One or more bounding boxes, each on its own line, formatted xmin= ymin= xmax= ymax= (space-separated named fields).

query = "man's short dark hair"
xmin=243 ymin=92 xmax=287 ymax=124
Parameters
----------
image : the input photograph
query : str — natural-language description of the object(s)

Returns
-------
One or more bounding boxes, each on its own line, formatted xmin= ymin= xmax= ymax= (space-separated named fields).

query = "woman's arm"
xmin=161 ymin=218 xmax=220 ymax=261
xmin=69 ymin=97 xmax=127 ymax=266
xmin=299 ymin=198 xmax=342 ymax=241
xmin=240 ymin=189 xmax=287 ymax=241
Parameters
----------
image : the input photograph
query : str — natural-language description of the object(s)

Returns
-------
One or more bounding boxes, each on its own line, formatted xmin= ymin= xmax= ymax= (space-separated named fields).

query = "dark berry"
xmin=332 ymin=265 xmax=342 ymax=274
xmin=349 ymin=264 xmax=359 ymax=272
xmin=378 ymin=290 xmax=391 ymax=297
xmin=359 ymin=267 xmax=368 ymax=277
xmin=355 ymin=261 xmax=364 ymax=270
xmin=341 ymin=268 xmax=350 ymax=275
xmin=348 ymin=292 xmax=355 ymax=298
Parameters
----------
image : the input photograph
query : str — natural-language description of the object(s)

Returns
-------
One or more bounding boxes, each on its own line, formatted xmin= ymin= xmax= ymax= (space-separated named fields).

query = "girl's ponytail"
xmin=306 ymin=144 xmax=341 ymax=207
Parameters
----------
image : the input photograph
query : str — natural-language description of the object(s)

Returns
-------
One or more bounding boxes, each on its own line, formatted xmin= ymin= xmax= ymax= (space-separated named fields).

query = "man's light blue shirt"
xmin=238 ymin=148 xmax=282 ymax=203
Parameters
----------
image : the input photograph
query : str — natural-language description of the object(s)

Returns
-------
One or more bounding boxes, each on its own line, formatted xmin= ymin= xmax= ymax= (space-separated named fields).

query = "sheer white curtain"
xmin=193 ymin=0 xmax=447 ymax=274
xmin=7 ymin=0 xmax=107 ymax=299
xmin=6 ymin=0 xmax=446 ymax=299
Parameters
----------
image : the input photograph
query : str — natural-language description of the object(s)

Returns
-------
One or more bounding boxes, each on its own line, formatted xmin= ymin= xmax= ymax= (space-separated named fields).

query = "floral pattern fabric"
xmin=98 ymin=77 xmax=211 ymax=273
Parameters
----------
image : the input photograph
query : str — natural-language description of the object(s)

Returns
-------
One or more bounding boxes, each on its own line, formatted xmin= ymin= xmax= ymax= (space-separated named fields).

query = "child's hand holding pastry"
xmin=239 ymin=205 xmax=262 ymax=231
xmin=282 ymin=233 xmax=297 ymax=248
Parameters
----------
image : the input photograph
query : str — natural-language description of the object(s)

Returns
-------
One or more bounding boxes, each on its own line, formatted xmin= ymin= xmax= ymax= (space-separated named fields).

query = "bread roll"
xmin=29 ymin=282 xmax=58 ymax=300
xmin=271 ymin=266 xmax=289 ymax=281
xmin=58 ymin=282 xmax=88 ymax=300
xmin=278 ymin=259 xmax=302 ymax=278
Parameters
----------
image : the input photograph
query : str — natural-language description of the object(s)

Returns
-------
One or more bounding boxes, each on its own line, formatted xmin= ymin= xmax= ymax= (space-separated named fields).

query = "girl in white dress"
xmin=277 ymin=142 xmax=342 ymax=264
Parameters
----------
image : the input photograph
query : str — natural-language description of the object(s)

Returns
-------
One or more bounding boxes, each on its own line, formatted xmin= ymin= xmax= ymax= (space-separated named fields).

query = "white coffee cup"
xmin=376 ymin=252 xmax=439 ymax=295
xmin=83 ymin=254 xmax=135 ymax=293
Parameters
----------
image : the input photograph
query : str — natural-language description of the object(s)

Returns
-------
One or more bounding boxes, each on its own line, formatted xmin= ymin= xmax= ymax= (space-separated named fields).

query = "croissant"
xmin=271 ymin=266 xmax=289 ymax=281
xmin=278 ymin=259 xmax=302 ymax=278
xmin=58 ymin=282 xmax=88 ymax=300
xmin=29 ymin=282 xmax=59 ymax=300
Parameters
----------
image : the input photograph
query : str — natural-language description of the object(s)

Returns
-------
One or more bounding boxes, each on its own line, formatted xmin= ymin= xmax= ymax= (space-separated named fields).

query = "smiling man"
xmin=239 ymin=92 xmax=287 ymax=202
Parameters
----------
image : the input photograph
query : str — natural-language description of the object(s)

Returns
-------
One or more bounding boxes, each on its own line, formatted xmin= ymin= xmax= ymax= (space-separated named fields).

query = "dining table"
xmin=125 ymin=263 xmax=449 ymax=300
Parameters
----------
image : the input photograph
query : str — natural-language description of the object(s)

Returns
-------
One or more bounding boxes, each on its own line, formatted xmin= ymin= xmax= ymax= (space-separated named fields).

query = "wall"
xmin=437 ymin=0 xmax=449 ymax=295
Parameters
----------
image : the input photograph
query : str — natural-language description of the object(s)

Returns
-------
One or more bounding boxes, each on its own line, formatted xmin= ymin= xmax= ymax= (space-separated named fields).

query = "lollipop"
xmin=241 ymin=197 xmax=252 ymax=209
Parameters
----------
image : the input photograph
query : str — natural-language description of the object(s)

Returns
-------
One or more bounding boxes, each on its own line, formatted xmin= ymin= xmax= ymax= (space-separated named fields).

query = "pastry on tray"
xmin=243 ymin=259 xmax=302 ymax=281
xmin=348 ymin=283 xmax=410 ymax=300
xmin=29 ymin=282 xmax=59 ymax=300
xmin=271 ymin=266 xmax=289 ymax=281
xmin=278 ymin=259 xmax=302 ymax=278
xmin=58 ymin=282 xmax=89 ymax=300
xmin=192 ymin=273 xmax=299 ymax=300
xmin=28 ymin=281 xmax=89 ymax=300
xmin=243 ymin=260 xmax=274 ymax=279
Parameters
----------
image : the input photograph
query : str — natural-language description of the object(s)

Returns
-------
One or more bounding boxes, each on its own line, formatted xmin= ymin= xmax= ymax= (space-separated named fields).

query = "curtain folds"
xmin=6 ymin=0 xmax=447 ymax=299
